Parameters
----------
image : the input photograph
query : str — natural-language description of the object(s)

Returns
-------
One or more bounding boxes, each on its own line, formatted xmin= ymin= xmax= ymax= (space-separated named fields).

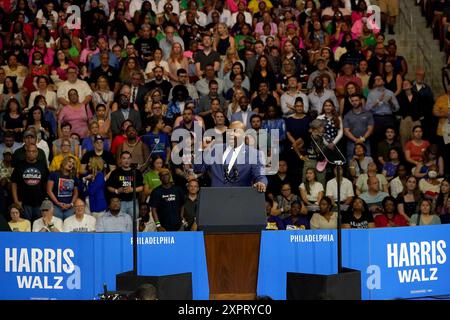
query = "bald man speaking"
xmin=194 ymin=121 xmax=267 ymax=192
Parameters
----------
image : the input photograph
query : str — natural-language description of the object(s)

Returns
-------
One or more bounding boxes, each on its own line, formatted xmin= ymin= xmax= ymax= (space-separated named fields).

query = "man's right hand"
xmin=156 ymin=226 xmax=166 ymax=232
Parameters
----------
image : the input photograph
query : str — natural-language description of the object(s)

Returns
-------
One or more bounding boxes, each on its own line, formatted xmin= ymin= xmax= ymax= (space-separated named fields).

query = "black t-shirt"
xmin=11 ymin=160 xmax=49 ymax=207
xmin=145 ymin=80 xmax=173 ymax=103
xmin=90 ymin=65 xmax=120 ymax=91
xmin=342 ymin=210 xmax=374 ymax=229
xmin=134 ymin=37 xmax=159 ymax=59
xmin=106 ymin=167 xmax=144 ymax=202
xmin=81 ymin=150 xmax=116 ymax=172
xmin=150 ymin=185 xmax=184 ymax=231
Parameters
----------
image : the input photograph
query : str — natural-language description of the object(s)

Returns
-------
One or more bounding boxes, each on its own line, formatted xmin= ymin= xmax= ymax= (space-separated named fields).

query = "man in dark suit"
xmin=111 ymin=94 xmax=142 ymax=137
xmin=129 ymin=71 xmax=150 ymax=111
xmin=194 ymin=121 xmax=267 ymax=192
xmin=230 ymin=96 xmax=256 ymax=129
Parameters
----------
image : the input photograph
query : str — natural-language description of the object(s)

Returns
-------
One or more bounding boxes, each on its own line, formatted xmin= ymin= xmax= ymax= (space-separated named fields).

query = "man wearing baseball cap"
xmin=12 ymin=127 xmax=47 ymax=168
xmin=32 ymin=199 xmax=63 ymax=232
xmin=80 ymin=134 xmax=116 ymax=174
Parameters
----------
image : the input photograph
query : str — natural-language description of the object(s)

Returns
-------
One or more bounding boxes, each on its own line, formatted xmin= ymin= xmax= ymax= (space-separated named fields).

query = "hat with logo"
xmin=3 ymin=148 xmax=13 ymax=154
xmin=40 ymin=199 xmax=53 ymax=211
xmin=94 ymin=134 xmax=104 ymax=142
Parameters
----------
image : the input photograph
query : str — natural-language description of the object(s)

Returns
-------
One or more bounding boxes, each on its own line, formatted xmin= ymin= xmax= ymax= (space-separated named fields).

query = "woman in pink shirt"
xmin=58 ymin=89 xmax=92 ymax=139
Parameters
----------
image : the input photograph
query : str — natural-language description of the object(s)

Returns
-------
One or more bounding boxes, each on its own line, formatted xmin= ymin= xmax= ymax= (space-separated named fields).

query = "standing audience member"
xmin=63 ymin=199 xmax=96 ymax=232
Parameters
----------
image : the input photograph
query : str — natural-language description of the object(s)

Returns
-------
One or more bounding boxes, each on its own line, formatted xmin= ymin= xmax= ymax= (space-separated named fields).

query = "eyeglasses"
xmin=74 ymin=205 xmax=85 ymax=208
xmin=282 ymin=188 xmax=291 ymax=191
xmin=62 ymin=144 xmax=71 ymax=147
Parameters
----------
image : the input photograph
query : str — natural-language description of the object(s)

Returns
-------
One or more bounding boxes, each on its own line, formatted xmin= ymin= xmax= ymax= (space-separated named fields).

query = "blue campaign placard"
xmin=341 ymin=229 xmax=371 ymax=300
xmin=136 ymin=232 xmax=210 ymax=300
xmin=364 ymin=225 xmax=450 ymax=300
xmin=0 ymin=232 xmax=95 ymax=300
xmin=257 ymin=230 xmax=337 ymax=300
xmin=0 ymin=232 xmax=209 ymax=300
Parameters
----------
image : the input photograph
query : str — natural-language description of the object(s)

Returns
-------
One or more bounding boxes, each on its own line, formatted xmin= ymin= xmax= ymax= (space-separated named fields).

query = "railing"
xmin=398 ymin=0 xmax=443 ymax=93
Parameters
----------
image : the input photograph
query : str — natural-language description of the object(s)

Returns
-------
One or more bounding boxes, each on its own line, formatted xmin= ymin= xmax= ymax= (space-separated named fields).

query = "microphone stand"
xmin=311 ymin=135 xmax=346 ymax=273
xmin=132 ymin=163 xmax=138 ymax=276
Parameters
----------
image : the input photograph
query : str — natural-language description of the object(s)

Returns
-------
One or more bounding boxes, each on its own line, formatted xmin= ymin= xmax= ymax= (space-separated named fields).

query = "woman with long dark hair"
xmin=310 ymin=196 xmax=337 ymax=229
xmin=342 ymin=197 xmax=375 ymax=229
xmin=26 ymin=106 xmax=53 ymax=143
xmin=250 ymin=54 xmax=276 ymax=93
xmin=1 ymin=98 xmax=25 ymax=141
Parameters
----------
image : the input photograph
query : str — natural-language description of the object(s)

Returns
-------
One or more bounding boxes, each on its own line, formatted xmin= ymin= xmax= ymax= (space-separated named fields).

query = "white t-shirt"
xmin=63 ymin=214 xmax=96 ymax=232
xmin=32 ymin=216 xmax=63 ymax=232
xmin=310 ymin=212 xmax=338 ymax=230
xmin=300 ymin=181 xmax=324 ymax=204
xmin=326 ymin=177 xmax=355 ymax=202
xmin=56 ymin=79 xmax=93 ymax=109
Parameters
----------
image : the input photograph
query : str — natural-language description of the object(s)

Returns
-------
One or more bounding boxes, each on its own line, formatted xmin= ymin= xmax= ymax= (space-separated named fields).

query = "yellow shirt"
xmin=48 ymin=154 xmax=82 ymax=174
xmin=432 ymin=94 xmax=449 ymax=137
xmin=9 ymin=219 xmax=31 ymax=232
xmin=247 ymin=0 xmax=273 ymax=13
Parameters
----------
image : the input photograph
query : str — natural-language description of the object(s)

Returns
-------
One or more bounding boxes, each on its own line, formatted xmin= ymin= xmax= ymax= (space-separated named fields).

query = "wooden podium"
xmin=197 ymin=187 xmax=266 ymax=300
xmin=205 ymin=233 xmax=261 ymax=300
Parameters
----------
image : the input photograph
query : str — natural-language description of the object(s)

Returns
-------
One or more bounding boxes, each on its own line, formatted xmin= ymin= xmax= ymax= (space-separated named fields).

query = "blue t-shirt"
xmin=81 ymin=136 xmax=111 ymax=153
xmin=141 ymin=132 xmax=170 ymax=160
xmin=283 ymin=215 xmax=311 ymax=230
xmin=49 ymin=172 xmax=79 ymax=204
xmin=382 ymin=162 xmax=399 ymax=178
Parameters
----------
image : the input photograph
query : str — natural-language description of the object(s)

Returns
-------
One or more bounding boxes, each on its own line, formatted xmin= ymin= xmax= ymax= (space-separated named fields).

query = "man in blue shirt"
xmin=365 ymin=74 xmax=400 ymax=156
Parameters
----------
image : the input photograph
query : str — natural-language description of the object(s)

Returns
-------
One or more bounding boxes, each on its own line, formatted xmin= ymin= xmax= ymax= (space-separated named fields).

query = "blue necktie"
xmin=224 ymin=149 xmax=234 ymax=172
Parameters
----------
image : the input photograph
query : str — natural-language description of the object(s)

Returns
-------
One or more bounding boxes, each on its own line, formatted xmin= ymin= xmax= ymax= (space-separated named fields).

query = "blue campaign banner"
xmin=92 ymin=232 xmax=210 ymax=300
xmin=258 ymin=226 xmax=450 ymax=300
xmin=0 ymin=232 xmax=209 ymax=300
xmin=257 ymin=230 xmax=337 ymax=300
xmin=359 ymin=225 xmax=450 ymax=300
xmin=0 ymin=233 xmax=96 ymax=300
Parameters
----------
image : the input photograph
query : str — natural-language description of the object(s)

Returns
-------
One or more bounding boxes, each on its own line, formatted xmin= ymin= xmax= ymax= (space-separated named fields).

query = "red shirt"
xmin=374 ymin=214 xmax=409 ymax=228
xmin=405 ymin=140 xmax=430 ymax=162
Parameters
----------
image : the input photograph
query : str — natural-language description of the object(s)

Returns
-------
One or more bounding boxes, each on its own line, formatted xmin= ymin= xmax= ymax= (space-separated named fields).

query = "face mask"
xmin=34 ymin=60 xmax=42 ymax=64
xmin=428 ymin=171 xmax=438 ymax=179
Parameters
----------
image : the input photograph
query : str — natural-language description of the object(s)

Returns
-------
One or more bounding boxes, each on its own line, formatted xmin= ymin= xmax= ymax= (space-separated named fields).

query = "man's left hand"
xmin=253 ymin=182 xmax=266 ymax=193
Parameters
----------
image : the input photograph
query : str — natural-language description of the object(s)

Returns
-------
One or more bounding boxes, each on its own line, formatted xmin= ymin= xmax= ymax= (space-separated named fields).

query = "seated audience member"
xmin=436 ymin=179 xmax=450 ymax=217
xmin=355 ymin=161 xmax=388 ymax=195
xmin=342 ymin=197 xmax=375 ymax=229
xmin=310 ymin=197 xmax=337 ymax=230
xmin=349 ymin=143 xmax=374 ymax=181
xmin=266 ymin=197 xmax=285 ymax=230
xmin=96 ymin=197 xmax=133 ymax=233
xmin=390 ymin=164 xmax=408 ymax=198
xmin=275 ymin=183 xmax=301 ymax=220
xmin=8 ymin=204 xmax=31 ymax=232
xmin=360 ymin=176 xmax=389 ymax=216
xmin=283 ymin=201 xmax=310 ymax=230
xmin=374 ymin=196 xmax=409 ymax=228
xmin=396 ymin=176 xmax=421 ymax=223
xmin=418 ymin=164 xmax=443 ymax=201
xmin=381 ymin=147 xmax=401 ymax=181
xmin=63 ymin=199 xmax=96 ymax=232
xmin=325 ymin=166 xmax=354 ymax=207
xmin=410 ymin=199 xmax=441 ymax=226
xmin=32 ymin=199 xmax=63 ymax=232
xmin=299 ymin=167 xmax=324 ymax=210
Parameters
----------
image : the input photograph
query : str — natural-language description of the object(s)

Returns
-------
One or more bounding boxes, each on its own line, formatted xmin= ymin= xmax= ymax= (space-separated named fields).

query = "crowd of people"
xmin=0 ymin=0 xmax=449 ymax=233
